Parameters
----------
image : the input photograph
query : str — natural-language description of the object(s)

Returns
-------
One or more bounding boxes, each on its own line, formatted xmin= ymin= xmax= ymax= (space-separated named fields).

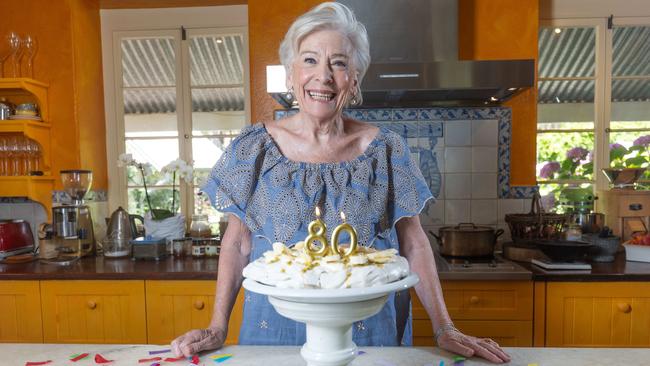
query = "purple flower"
xmin=633 ymin=135 xmax=650 ymax=147
xmin=541 ymin=194 xmax=556 ymax=211
xmin=540 ymin=161 xmax=560 ymax=179
xmin=610 ymin=143 xmax=625 ymax=150
xmin=566 ymin=147 xmax=589 ymax=162
xmin=586 ymin=150 xmax=594 ymax=163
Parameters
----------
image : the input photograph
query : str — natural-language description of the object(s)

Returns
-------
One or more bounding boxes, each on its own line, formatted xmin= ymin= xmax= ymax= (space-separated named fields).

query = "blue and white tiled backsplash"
xmin=275 ymin=107 xmax=539 ymax=243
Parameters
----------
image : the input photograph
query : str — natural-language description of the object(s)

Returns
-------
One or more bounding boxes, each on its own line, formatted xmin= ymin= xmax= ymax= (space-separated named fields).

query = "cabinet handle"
xmin=469 ymin=296 xmax=480 ymax=304
xmin=87 ymin=301 xmax=97 ymax=310
xmin=617 ymin=303 xmax=632 ymax=313
xmin=194 ymin=301 xmax=205 ymax=310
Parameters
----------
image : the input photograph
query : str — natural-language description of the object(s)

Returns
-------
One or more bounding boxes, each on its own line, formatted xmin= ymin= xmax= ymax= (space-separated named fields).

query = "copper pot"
xmin=430 ymin=223 xmax=503 ymax=257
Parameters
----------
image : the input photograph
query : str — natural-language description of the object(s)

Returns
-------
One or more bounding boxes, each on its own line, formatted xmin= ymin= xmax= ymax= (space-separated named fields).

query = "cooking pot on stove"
xmin=430 ymin=223 xmax=503 ymax=257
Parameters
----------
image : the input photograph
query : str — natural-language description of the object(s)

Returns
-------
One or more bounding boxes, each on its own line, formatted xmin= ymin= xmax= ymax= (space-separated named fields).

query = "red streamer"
xmin=70 ymin=353 xmax=90 ymax=362
xmin=163 ymin=356 xmax=186 ymax=362
xmin=94 ymin=354 xmax=114 ymax=364
xmin=25 ymin=362 xmax=52 ymax=366
xmin=138 ymin=357 xmax=162 ymax=363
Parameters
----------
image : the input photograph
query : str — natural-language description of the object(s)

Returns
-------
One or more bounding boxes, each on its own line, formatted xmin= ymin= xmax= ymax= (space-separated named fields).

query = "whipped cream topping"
xmin=243 ymin=242 xmax=410 ymax=289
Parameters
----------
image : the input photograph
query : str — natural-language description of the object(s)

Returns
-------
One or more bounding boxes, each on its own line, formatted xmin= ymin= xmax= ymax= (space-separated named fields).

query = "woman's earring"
xmin=350 ymin=94 xmax=359 ymax=106
xmin=286 ymin=87 xmax=294 ymax=101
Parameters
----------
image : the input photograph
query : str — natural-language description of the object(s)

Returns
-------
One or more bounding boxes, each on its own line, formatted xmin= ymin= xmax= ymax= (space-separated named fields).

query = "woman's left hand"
xmin=436 ymin=327 xmax=511 ymax=364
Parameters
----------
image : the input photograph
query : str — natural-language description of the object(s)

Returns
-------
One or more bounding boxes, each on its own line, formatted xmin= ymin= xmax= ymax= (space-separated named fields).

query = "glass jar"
xmin=172 ymin=238 xmax=189 ymax=257
xmin=205 ymin=238 xmax=219 ymax=257
xmin=190 ymin=214 xmax=212 ymax=238
xmin=564 ymin=223 xmax=582 ymax=241
xmin=192 ymin=238 xmax=206 ymax=258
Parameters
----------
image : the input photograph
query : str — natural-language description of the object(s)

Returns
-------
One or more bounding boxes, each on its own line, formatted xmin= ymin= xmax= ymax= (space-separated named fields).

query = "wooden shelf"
xmin=0 ymin=78 xmax=49 ymax=121
xmin=0 ymin=176 xmax=55 ymax=215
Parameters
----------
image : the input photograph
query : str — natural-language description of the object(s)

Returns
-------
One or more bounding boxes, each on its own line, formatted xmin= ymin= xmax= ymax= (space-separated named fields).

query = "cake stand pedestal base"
xmin=269 ymin=295 xmax=388 ymax=366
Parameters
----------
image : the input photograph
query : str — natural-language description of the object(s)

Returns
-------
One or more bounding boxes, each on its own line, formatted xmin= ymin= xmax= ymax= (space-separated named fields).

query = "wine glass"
xmin=7 ymin=32 xmax=22 ymax=78
xmin=0 ymin=135 xmax=8 ymax=175
xmin=23 ymin=35 xmax=37 ymax=78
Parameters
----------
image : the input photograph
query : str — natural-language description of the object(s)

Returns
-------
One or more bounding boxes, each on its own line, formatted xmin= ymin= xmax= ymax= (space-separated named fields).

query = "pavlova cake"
xmin=242 ymin=241 xmax=410 ymax=289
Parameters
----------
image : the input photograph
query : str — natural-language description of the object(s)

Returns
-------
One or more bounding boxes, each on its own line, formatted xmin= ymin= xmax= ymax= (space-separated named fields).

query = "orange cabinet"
xmin=0 ymin=281 xmax=43 ymax=342
xmin=145 ymin=280 xmax=244 ymax=345
xmin=411 ymin=281 xmax=534 ymax=346
xmin=546 ymin=282 xmax=650 ymax=347
xmin=41 ymin=280 xmax=147 ymax=344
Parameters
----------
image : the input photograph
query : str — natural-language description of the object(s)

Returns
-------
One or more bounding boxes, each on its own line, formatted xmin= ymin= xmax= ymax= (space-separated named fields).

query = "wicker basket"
xmin=505 ymin=193 xmax=569 ymax=242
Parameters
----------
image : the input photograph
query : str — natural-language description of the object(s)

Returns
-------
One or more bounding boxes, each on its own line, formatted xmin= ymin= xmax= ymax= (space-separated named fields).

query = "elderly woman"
xmin=171 ymin=2 xmax=509 ymax=363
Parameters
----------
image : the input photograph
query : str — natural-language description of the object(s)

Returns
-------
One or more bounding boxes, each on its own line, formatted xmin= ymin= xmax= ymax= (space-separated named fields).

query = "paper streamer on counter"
xmin=163 ymin=356 xmax=186 ymax=362
xmin=149 ymin=349 xmax=172 ymax=355
xmin=139 ymin=356 xmax=163 ymax=363
xmin=25 ymin=361 xmax=52 ymax=366
xmin=69 ymin=353 xmax=90 ymax=362
xmin=210 ymin=354 xmax=234 ymax=363
xmin=95 ymin=354 xmax=114 ymax=364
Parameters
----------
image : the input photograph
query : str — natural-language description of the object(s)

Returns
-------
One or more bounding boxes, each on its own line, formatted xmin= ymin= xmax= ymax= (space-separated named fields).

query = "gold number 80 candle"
xmin=330 ymin=212 xmax=358 ymax=257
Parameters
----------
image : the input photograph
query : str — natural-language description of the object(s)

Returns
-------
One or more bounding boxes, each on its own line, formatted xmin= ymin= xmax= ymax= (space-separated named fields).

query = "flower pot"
xmin=144 ymin=214 xmax=185 ymax=242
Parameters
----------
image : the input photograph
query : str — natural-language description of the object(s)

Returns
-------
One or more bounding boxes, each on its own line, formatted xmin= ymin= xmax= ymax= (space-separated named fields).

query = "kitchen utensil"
xmin=47 ymin=170 xmax=95 ymax=263
xmin=0 ymin=98 xmax=13 ymax=119
xmin=431 ymin=223 xmax=503 ymax=257
xmin=502 ymin=241 xmax=549 ymax=262
xmin=15 ymin=103 xmax=38 ymax=116
xmin=131 ymin=237 xmax=167 ymax=260
xmin=0 ymin=219 xmax=35 ymax=258
xmin=506 ymin=192 xmax=568 ymax=242
xmin=106 ymin=206 xmax=133 ymax=240
xmin=533 ymin=239 xmax=594 ymax=262
xmin=582 ymin=230 xmax=620 ymax=262
xmin=571 ymin=212 xmax=605 ymax=234
xmin=602 ymin=168 xmax=646 ymax=188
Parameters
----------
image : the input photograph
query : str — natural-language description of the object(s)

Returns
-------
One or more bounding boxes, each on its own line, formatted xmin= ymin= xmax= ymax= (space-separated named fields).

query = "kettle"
xmin=106 ymin=206 xmax=144 ymax=240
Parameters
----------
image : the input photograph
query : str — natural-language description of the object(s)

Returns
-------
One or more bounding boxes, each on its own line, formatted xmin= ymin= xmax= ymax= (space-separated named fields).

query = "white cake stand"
xmin=243 ymin=273 xmax=419 ymax=366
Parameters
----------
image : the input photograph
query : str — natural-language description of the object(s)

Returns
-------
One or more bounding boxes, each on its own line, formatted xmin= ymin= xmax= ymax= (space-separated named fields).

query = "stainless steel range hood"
xmin=267 ymin=0 xmax=534 ymax=108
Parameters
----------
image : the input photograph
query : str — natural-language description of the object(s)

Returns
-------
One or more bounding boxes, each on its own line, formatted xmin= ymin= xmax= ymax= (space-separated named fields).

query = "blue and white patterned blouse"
xmin=202 ymin=122 xmax=433 ymax=346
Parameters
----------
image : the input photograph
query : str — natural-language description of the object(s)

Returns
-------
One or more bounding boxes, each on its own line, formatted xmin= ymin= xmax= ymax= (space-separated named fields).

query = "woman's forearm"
xmin=396 ymin=216 xmax=453 ymax=330
xmin=208 ymin=215 xmax=252 ymax=331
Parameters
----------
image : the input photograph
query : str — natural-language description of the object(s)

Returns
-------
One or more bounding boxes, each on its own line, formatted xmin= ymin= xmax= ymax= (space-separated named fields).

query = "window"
xmin=537 ymin=17 xmax=650 ymax=211
xmin=102 ymin=7 xmax=249 ymax=230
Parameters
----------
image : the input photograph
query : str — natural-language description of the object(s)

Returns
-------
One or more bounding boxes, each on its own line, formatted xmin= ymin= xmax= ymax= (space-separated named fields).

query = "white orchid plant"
xmin=118 ymin=154 xmax=194 ymax=220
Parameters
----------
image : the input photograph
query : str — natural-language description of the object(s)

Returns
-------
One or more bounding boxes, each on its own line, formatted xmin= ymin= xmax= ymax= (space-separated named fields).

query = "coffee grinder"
xmin=41 ymin=170 xmax=95 ymax=264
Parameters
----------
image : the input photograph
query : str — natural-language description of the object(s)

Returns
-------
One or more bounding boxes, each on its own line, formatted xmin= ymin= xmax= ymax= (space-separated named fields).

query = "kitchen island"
xmin=2 ymin=344 xmax=650 ymax=366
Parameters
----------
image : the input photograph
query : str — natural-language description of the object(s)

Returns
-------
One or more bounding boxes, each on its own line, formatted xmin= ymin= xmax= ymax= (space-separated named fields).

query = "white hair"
xmin=279 ymin=2 xmax=370 ymax=105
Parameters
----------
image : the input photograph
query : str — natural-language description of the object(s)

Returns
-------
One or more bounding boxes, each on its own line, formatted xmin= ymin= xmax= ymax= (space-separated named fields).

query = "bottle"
xmin=205 ymin=238 xmax=218 ymax=257
xmin=190 ymin=214 xmax=212 ymax=238
xmin=192 ymin=238 xmax=206 ymax=258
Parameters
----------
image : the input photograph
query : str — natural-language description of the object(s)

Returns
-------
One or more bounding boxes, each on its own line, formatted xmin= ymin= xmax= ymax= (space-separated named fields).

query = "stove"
xmin=434 ymin=251 xmax=532 ymax=280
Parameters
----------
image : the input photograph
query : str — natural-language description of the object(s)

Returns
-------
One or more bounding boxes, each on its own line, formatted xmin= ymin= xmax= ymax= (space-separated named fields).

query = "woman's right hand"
xmin=170 ymin=326 xmax=226 ymax=357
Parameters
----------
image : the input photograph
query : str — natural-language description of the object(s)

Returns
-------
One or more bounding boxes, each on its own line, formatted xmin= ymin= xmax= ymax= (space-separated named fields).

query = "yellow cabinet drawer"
xmin=0 ymin=281 xmax=43 ymax=342
xmin=411 ymin=281 xmax=533 ymax=321
xmin=413 ymin=319 xmax=532 ymax=347
xmin=546 ymin=282 xmax=650 ymax=347
xmin=41 ymin=280 xmax=146 ymax=344
xmin=145 ymin=281 xmax=244 ymax=345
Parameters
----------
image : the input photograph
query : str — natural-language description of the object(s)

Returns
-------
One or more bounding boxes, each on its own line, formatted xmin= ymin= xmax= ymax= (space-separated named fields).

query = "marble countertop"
xmin=2 ymin=344 xmax=649 ymax=366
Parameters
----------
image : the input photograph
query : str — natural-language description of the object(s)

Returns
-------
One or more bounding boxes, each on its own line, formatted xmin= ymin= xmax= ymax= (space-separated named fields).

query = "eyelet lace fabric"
xmin=201 ymin=122 xmax=435 ymax=346
xmin=202 ymin=123 xmax=434 ymax=247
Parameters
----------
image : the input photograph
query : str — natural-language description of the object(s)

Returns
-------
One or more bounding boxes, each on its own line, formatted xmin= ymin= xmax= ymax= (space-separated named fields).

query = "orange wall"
xmin=0 ymin=0 xmax=107 ymax=190
xmin=248 ymin=0 xmax=322 ymax=123
xmin=71 ymin=0 xmax=108 ymax=190
xmin=459 ymin=0 xmax=539 ymax=186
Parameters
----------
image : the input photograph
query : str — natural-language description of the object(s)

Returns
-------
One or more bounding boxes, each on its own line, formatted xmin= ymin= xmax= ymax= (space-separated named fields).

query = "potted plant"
xmin=117 ymin=154 xmax=193 ymax=239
